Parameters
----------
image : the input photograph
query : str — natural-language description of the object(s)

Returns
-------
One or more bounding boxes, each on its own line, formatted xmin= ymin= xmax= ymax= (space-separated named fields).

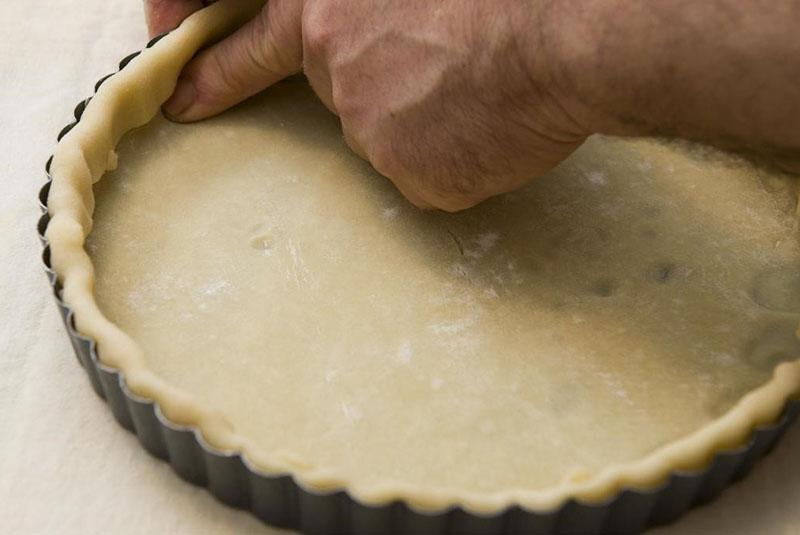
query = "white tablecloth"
xmin=1 ymin=2 xmax=797 ymax=533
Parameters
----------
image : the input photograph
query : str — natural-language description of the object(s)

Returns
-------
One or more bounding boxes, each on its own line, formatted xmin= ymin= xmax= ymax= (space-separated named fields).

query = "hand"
xmin=146 ymin=1 xmax=800 ymax=211
xmin=144 ymin=0 xmax=589 ymax=211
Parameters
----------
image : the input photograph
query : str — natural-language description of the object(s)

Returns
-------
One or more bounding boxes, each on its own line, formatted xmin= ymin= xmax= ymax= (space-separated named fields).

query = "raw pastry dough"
xmin=47 ymin=0 xmax=800 ymax=514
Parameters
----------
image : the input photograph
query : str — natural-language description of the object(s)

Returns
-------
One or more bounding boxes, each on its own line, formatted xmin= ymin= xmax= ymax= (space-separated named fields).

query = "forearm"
xmin=545 ymin=0 xmax=800 ymax=167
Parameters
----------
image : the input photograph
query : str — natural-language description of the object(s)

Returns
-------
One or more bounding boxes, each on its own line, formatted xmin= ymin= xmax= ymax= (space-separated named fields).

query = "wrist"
xmin=505 ymin=0 xmax=595 ymax=143
xmin=538 ymin=0 xmax=800 ymax=163
xmin=535 ymin=0 xmax=682 ymax=142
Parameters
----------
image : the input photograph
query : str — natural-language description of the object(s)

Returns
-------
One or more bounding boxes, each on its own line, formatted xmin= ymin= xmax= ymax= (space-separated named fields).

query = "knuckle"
xmin=367 ymin=137 xmax=403 ymax=181
xmin=433 ymin=194 xmax=482 ymax=212
xmin=329 ymin=76 xmax=356 ymax=117
xmin=368 ymin=140 xmax=437 ymax=210
xmin=447 ymin=171 xmax=483 ymax=200
xmin=348 ymin=114 xmax=489 ymax=212
xmin=301 ymin=7 xmax=335 ymax=59
xmin=340 ymin=122 xmax=367 ymax=159
xmin=405 ymin=157 xmax=488 ymax=212
xmin=423 ymin=172 xmax=484 ymax=212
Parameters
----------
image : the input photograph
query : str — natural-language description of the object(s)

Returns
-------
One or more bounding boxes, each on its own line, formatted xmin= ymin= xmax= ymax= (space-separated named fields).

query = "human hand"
xmin=144 ymin=0 xmax=589 ymax=211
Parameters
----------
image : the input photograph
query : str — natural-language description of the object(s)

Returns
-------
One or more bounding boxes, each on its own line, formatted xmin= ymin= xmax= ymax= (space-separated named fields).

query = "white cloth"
xmin=0 ymin=1 xmax=797 ymax=533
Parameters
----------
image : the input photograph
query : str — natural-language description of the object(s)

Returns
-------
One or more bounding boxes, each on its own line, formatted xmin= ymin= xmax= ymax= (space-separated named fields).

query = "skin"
xmin=145 ymin=0 xmax=800 ymax=211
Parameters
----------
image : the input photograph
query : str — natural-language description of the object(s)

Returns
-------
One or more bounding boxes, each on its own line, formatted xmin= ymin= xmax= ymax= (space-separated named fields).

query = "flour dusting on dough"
xmin=466 ymin=231 xmax=501 ymax=259
xmin=585 ymin=170 xmax=607 ymax=186
xmin=340 ymin=402 xmax=363 ymax=423
xmin=397 ymin=341 xmax=413 ymax=364
xmin=325 ymin=369 xmax=339 ymax=383
xmin=200 ymin=279 xmax=231 ymax=296
xmin=286 ymin=237 xmax=313 ymax=288
xmin=429 ymin=314 xmax=478 ymax=335
xmin=382 ymin=206 xmax=400 ymax=220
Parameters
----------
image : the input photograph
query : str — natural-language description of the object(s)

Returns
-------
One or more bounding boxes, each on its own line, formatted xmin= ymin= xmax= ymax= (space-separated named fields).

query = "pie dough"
xmin=46 ymin=0 xmax=800 ymax=514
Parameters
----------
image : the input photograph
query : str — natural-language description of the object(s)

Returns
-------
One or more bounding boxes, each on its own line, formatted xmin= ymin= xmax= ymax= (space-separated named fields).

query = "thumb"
xmin=145 ymin=0 xmax=205 ymax=39
xmin=164 ymin=0 xmax=303 ymax=122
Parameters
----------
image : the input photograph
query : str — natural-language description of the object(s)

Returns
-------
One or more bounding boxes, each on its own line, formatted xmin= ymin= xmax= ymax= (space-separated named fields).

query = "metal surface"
xmin=38 ymin=36 xmax=800 ymax=534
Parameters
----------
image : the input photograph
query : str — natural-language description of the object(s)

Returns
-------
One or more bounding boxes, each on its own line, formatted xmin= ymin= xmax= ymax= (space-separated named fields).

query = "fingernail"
xmin=164 ymin=77 xmax=196 ymax=119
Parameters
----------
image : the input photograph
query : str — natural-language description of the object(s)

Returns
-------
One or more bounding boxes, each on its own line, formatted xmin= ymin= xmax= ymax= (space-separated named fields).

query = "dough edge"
xmin=43 ymin=0 xmax=800 ymax=515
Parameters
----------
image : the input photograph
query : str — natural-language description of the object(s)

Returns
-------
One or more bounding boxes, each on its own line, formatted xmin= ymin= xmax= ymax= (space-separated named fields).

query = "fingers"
xmin=144 ymin=0 xmax=205 ymax=38
xmin=164 ymin=0 xmax=303 ymax=122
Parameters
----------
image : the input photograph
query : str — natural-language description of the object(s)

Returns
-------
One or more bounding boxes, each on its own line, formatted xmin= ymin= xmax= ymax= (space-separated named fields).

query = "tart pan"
xmin=38 ymin=37 xmax=800 ymax=535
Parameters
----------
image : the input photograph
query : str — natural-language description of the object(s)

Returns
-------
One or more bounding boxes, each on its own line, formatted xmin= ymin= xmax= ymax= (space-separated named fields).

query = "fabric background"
xmin=0 ymin=1 xmax=797 ymax=533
